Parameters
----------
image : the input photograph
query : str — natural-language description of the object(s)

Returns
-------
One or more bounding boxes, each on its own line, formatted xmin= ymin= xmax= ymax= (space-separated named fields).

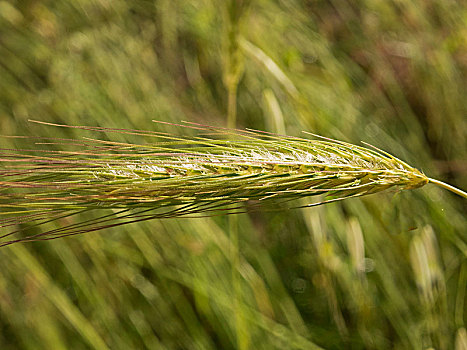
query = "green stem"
xmin=428 ymin=178 xmax=467 ymax=199
xmin=228 ymin=88 xmax=248 ymax=348
xmin=227 ymin=84 xmax=238 ymax=129
xmin=225 ymin=2 xmax=247 ymax=347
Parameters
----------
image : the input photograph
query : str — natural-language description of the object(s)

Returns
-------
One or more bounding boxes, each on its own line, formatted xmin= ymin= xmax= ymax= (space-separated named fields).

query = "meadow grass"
xmin=0 ymin=1 xmax=466 ymax=349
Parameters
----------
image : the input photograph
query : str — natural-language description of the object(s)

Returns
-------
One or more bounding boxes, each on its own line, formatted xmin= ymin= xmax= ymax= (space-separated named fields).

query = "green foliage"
xmin=0 ymin=0 xmax=465 ymax=349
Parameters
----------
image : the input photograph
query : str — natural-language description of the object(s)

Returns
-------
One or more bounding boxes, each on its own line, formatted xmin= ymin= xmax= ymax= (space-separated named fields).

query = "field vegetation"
xmin=0 ymin=1 xmax=466 ymax=349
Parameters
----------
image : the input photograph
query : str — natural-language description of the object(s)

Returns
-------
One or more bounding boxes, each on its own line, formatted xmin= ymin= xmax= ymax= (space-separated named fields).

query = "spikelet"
xmin=0 ymin=121 xmax=463 ymax=247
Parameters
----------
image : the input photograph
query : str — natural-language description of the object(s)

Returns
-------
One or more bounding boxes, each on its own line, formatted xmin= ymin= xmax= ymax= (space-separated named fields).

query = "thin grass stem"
xmin=428 ymin=178 xmax=467 ymax=199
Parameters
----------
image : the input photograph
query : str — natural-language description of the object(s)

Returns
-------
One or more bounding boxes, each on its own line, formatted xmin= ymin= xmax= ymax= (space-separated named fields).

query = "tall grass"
xmin=0 ymin=1 xmax=466 ymax=349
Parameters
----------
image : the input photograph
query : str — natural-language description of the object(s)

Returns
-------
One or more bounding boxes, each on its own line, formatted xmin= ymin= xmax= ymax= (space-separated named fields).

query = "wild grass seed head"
xmin=0 ymin=120 xmax=464 ymax=246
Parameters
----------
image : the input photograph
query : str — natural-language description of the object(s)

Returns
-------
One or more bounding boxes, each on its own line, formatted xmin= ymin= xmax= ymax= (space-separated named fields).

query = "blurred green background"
xmin=0 ymin=0 xmax=466 ymax=349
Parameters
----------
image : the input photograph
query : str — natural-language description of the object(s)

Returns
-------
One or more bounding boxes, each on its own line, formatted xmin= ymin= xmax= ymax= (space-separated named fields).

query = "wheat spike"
xmin=0 ymin=120 xmax=464 ymax=247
